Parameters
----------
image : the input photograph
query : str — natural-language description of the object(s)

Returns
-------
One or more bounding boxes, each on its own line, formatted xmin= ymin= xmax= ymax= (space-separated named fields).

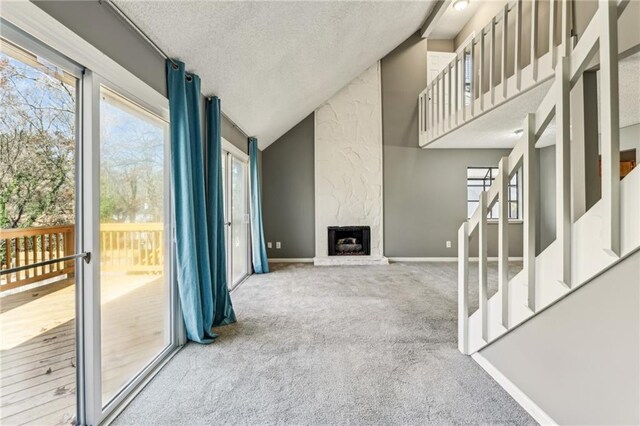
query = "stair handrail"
xmin=458 ymin=0 xmax=624 ymax=355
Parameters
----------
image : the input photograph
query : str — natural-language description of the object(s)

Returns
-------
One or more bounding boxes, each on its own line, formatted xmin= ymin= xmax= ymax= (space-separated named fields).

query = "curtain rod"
xmin=101 ymin=0 xmax=251 ymax=139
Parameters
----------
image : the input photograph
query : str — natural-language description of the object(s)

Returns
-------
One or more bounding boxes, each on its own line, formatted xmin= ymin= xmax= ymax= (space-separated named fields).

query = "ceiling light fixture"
xmin=514 ymin=128 xmax=524 ymax=137
xmin=453 ymin=0 xmax=469 ymax=11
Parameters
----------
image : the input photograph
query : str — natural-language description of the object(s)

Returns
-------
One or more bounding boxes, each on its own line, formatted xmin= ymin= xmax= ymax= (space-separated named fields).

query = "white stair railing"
xmin=458 ymin=0 xmax=628 ymax=355
xmin=419 ymin=0 xmax=571 ymax=147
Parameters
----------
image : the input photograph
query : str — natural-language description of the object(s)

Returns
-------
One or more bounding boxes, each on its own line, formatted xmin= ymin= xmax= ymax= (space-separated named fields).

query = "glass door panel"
xmin=0 ymin=38 xmax=79 ymax=425
xmin=98 ymin=87 xmax=170 ymax=406
xmin=230 ymin=157 xmax=248 ymax=286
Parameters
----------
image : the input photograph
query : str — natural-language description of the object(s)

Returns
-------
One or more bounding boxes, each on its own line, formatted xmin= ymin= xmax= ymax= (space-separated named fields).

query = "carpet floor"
xmin=113 ymin=262 xmax=535 ymax=425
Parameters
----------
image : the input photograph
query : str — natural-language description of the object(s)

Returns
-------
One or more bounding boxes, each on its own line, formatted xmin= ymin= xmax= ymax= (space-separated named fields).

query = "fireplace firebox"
xmin=328 ymin=226 xmax=371 ymax=256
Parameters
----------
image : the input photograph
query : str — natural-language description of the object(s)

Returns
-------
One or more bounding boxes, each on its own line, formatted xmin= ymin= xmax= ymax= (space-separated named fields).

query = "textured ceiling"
xmin=428 ymin=0 xmax=484 ymax=39
xmin=114 ymin=0 xmax=435 ymax=149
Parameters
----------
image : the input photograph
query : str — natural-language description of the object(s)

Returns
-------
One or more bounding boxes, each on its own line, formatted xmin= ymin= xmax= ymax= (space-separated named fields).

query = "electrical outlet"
xmin=446 ymin=240 xmax=452 ymax=248
xmin=276 ymin=242 xmax=281 ymax=249
xmin=267 ymin=242 xmax=272 ymax=249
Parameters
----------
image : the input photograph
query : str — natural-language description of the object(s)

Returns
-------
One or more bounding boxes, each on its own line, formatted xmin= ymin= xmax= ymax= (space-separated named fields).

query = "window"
xmin=467 ymin=167 xmax=520 ymax=220
xmin=98 ymin=86 xmax=171 ymax=406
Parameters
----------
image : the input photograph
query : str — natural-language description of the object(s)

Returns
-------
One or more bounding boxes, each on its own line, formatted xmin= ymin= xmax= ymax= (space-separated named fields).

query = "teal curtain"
xmin=206 ymin=96 xmax=236 ymax=326
xmin=166 ymin=60 xmax=235 ymax=343
xmin=249 ymin=138 xmax=269 ymax=274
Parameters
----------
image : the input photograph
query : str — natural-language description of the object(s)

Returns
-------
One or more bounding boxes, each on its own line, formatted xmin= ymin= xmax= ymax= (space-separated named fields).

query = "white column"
xmin=523 ymin=113 xmax=537 ymax=311
xmin=599 ymin=0 xmax=621 ymax=257
xmin=556 ymin=56 xmax=572 ymax=287
xmin=498 ymin=156 xmax=510 ymax=328
xmin=458 ymin=222 xmax=469 ymax=354
xmin=479 ymin=191 xmax=488 ymax=341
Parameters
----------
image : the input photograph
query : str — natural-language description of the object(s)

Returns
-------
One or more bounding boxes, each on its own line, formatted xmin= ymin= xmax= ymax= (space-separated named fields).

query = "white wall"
xmin=314 ymin=62 xmax=384 ymax=259
xmin=478 ymin=250 xmax=640 ymax=425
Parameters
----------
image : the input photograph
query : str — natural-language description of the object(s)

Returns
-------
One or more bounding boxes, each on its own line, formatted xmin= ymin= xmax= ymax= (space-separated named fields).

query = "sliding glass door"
xmin=0 ymin=34 xmax=82 ymax=426
xmin=222 ymin=142 xmax=250 ymax=289
xmin=0 ymin=21 xmax=177 ymax=426
xmin=97 ymin=87 xmax=171 ymax=407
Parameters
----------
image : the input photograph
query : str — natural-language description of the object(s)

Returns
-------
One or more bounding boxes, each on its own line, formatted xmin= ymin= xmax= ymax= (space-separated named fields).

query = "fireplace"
xmin=327 ymin=226 xmax=371 ymax=256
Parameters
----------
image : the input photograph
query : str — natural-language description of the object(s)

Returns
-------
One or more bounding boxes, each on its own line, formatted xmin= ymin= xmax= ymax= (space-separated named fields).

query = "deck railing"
xmin=1 ymin=222 xmax=164 ymax=292
xmin=0 ymin=225 xmax=75 ymax=291
xmin=100 ymin=223 xmax=164 ymax=273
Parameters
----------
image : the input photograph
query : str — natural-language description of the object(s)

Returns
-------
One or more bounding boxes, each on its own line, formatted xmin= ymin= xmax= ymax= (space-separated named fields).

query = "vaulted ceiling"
xmin=114 ymin=1 xmax=436 ymax=149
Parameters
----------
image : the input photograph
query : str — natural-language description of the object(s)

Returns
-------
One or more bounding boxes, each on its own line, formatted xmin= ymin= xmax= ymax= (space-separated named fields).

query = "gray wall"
xmin=381 ymin=32 xmax=523 ymax=258
xmin=260 ymin=31 xmax=527 ymax=259
xmin=33 ymin=0 xmax=249 ymax=154
xmin=537 ymin=146 xmax=556 ymax=254
xmin=480 ymin=250 xmax=640 ymax=425
xmin=33 ymin=0 xmax=166 ymax=96
xmin=262 ymin=114 xmax=315 ymax=259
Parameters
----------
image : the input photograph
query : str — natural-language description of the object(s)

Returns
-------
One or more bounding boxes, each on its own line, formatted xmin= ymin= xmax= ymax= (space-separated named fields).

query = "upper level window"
xmin=467 ymin=167 xmax=520 ymax=220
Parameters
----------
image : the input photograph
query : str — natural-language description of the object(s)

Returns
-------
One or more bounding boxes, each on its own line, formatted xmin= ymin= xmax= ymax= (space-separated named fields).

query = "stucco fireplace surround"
xmin=313 ymin=62 xmax=388 ymax=266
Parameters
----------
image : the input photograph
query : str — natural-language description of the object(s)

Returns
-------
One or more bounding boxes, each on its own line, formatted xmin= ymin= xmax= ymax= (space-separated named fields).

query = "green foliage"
xmin=0 ymin=56 xmax=75 ymax=229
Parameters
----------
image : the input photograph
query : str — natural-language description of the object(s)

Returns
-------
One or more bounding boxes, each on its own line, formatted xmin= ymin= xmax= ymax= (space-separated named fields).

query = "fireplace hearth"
xmin=328 ymin=226 xmax=371 ymax=256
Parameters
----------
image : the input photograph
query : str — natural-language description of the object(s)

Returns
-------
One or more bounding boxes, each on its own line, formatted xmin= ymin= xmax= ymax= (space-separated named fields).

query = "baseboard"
xmin=471 ymin=353 xmax=557 ymax=425
xmin=388 ymin=257 xmax=523 ymax=262
xmin=268 ymin=258 xmax=314 ymax=263
xmin=388 ymin=257 xmax=458 ymax=262
xmin=313 ymin=256 xmax=389 ymax=266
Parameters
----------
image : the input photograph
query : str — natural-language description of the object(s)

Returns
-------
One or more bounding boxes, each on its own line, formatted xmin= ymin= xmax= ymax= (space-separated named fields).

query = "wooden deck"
xmin=0 ymin=274 xmax=167 ymax=426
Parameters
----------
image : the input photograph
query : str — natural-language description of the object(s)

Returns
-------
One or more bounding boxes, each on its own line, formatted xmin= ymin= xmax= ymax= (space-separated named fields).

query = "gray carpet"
xmin=114 ymin=262 xmax=535 ymax=425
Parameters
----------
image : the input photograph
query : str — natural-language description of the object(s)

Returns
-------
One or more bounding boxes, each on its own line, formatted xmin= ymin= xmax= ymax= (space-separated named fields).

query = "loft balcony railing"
xmin=419 ymin=0 xmax=574 ymax=147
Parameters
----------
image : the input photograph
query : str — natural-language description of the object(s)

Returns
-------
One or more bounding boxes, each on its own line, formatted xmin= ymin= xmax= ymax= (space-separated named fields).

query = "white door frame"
xmin=82 ymin=70 xmax=177 ymax=425
xmin=222 ymin=138 xmax=251 ymax=289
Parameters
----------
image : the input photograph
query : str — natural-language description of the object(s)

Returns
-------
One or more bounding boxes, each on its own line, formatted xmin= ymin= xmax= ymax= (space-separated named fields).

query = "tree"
xmin=0 ymin=54 xmax=75 ymax=229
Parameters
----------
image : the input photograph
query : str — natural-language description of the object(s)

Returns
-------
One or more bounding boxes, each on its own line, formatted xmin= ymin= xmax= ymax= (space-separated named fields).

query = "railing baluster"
xmin=531 ymin=0 xmax=539 ymax=81
xmin=423 ymin=93 xmax=427 ymax=134
xmin=430 ymin=83 xmax=435 ymax=138
xmin=523 ymin=113 xmax=537 ymax=311
xmin=454 ymin=55 xmax=459 ymax=127
xmin=489 ymin=17 xmax=496 ymax=106
xmin=479 ymin=190 xmax=488 ymax=342
xmin=550 ymin=0 xmax=557 ymax=67
xmin=440 ymin=74 xmax=445 ymax=134
xmin=479 ymin=29 xmax=485 ymax=112
xmin=24 ymin=236 xmax=29 ymax=279
xmin=458 ymin=221 xmax=469 ymax=354
xmin=54 ymin=232 xmax=60 ymax=271
xmin=461 ymin=52 xmax=467 ymax=122
xmin=14 ymin=238 xmax=21 ymax=281
xmin=470 ymin=44 xmax=476 ymax=117
xmin=599 ymin=0 xmax=621 ymax=257
xmin=448 ymin=66 xmax=453 ymax=130
xmin=514 ymin=0 xmax=522 ymax=91
xmin=66 ymin=228 xmax=75 ymax=275
xmin=556 ymin=56 xmax=572 ymax=287
xmin=419 ymin=94 xmax=423 ymax=139
xmin=32 ymin=236 xmax=38 ymax=277
xmin=498 ymin=156 xmax=510 ymax=328
xmin=7 ymin=239 xmax=14 ymax=283
xmin=561 ymin=0 xmax=571 ymax=56
xmin=501 ymin=5 xmax=509 ymax=100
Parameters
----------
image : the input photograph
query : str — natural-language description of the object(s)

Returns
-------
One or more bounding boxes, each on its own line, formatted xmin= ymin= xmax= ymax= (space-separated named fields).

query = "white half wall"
xmin=478 ymin=250 xmax=640 ymax=425
xmin=314 ymin=62 xmax=384 ymax=260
